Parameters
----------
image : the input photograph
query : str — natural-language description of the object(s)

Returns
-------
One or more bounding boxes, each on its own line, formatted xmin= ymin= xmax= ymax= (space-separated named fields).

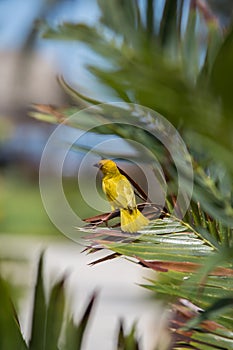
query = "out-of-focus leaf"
xmin=185 ymin=297 xmax=233 ymax=330
xmin=98 ymin=0 xmax=140 ymax=48
xmin=200 ymin=20 xmax=223 ymax=78
xmin=29 ymin=103 xmax=78 ymax=124
xmin=27 ymin=256 xmax=65 ymax=349
xmin=39 ymin=1 xmax=233 ymax=158
xmin=142 ymin=270 xmax=233 ymax=328
xmin=29 ymin=254 xmax=47 ymax=350
xmin=170 ymin=299 xmax=233 ymax=350
xmin=192 ymin=165 xmax=233 ymax=228
xmin=44 ymin=279 xmax=65 ymax=350
xmin=0 ymin=276 xmax=27 ymax=350
xmin=41 ymin=16 xmax=231 ymax=149
xmin=117 ymin=321 xmax=125 ymax=350
xmin=63 ymin=293 xmax=96 ymax=350
xmin=159 ymin=0 xmax=179 ymax=58
xmin=43 ymin=22 xmax=125 ymax=65
xmin=181 ymin=4 xmax=200 ymax=81
xmin=57 ymin=75 xmax=101 ymax=106
xmin=30 ymin=104 xmax=66 ymax=122
xmin=117 ymin=320 xmax=139 ymax=350
xmin=210 ymin=26 xmax=233 ymax=114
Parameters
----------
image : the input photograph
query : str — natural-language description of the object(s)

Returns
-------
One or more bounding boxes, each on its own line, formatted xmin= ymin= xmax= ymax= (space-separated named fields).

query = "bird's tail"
xmin=120 ymin=208 xmax=149 ymax=233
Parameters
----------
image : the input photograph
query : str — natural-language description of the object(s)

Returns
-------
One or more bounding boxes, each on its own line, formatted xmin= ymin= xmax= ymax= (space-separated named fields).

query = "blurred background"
xmin=0 ymin=0 xmax=99 ymax=235
xmin=0 ymin=1 xmax=233 ymax=349
xmin=1 ymin=0 xmax=233 ymax=234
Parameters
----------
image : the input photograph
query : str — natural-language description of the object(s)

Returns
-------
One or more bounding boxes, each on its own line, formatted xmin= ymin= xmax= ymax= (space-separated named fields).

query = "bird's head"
xmin=95 ymin=159 xmax=119 ymax=176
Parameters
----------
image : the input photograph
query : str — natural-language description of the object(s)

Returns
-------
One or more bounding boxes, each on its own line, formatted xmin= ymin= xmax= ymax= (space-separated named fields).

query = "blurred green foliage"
xmin=0 ymin=176 xmax=57 ymax=235
xmin=0 ymin=253 xmax=140 ymax=350
xmin=0 ymin=176 xmax=96 ymax=235
xmin=0 ymin=254 xmax=96 ymax=350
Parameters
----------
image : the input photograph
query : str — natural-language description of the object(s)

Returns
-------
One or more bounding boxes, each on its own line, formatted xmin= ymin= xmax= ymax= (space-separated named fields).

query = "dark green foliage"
xmin=0 ymin=254 xmax=96 ymax=350
xmin=29 ymin=254 xmax=47 ymax=350
xmin=62 ymin=293 xmax=96 ymax=350
xmin=117 ymin=321 xmax=140 ymax=350
xmin=210 ymin=26 xmax=233 ymax=115
xmin=0 ymin=276 xmax=27 ymax=350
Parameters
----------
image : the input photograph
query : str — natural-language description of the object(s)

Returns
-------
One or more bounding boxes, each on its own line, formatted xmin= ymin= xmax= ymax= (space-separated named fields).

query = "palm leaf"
xmin=29 ymin=254 xmax=65 ymax=350
xmin=44 ymin=279 xmax=65 ymax=349
xmin=81 ymin=215 xmax=216 ymax=263
xmin=0 ymin=276 xmax=27 ymax=349
xmin=117 ymin=320 xmax=140 ymax=350
xmin=62 ymin=293 xmax=96 ymax=350
xmin=29 ymin=254 xmax=47 ymax=350
xmin=170 ymin=299 xmax=233 ymax=350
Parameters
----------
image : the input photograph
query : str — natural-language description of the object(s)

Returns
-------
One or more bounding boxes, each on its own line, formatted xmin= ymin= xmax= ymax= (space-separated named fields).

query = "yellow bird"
xmin=97 ymin=159 xmax=149 ymax=233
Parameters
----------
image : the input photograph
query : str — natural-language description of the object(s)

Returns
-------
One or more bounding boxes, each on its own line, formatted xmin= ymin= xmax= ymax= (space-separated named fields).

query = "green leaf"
xmin=201 ymin=20 xmax=223 ymax=78
xmin=159 ymin=0 xmax=179 ymax=58
xmin=142 ymin=268 xmax=233 ymax=328
xmin=181 ymin=5 xmax=200 ymax=81
xmin=117 ymin=320 xmax=139 ymax=350
xmin=0 ymin=276 xmax=27 ymax=350
xmin=63 ymin=293 xmax=96 ymax=350
xmin=82 ymin=216 xmax=215 ymax=264
xmin=170 ymin=299 xmax=233 ymax=350
xmin=29 ymin=253 xmax=47 ymax=350
xmin=98 ymin=0 xmax=140 ymax=47
xmin=44 ymin=279 xmax=65 ymax=350
xmin=210 ymin=26 xmax=233 ymax=114
xmin=185 ymin=297 xmax=233 ymax=330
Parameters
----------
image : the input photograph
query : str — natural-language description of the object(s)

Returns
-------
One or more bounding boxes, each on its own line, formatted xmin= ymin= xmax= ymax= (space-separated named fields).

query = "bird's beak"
xmin=93 ymin=163 xmax=99 ymax=168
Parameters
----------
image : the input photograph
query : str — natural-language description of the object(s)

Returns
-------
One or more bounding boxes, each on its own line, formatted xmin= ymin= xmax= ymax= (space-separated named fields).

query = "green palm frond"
xmin=169 ymin=299 xmax=233 ymax=350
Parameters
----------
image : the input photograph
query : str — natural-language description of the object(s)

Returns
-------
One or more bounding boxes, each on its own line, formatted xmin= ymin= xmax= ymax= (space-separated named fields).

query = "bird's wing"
xmin=115 ymin=177 xmax=136 ymax=209
xmin=102 ymin=179 xmax=116 ymax=202
xmin=103 ymin=175 xmax=136 ymax=210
